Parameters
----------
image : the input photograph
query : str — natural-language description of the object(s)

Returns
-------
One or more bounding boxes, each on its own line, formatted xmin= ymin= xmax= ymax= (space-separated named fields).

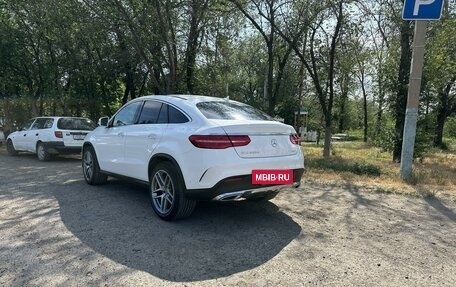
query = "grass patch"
xmin=306 ymin=157 xmax=381 ymax=176
xmin=302 ymin=140 xmax=456 ymax=199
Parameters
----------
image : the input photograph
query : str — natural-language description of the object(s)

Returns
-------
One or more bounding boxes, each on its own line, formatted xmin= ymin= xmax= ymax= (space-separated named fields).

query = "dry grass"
xmin=303 ymin=141 xmax=456 ymax=200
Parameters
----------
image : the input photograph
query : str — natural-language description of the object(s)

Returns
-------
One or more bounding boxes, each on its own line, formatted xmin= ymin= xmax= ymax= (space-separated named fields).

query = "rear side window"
xmin=138 ymin=101 xmax=162 ymax=124
xmin=196 ymin=101 xmax=272 ymax=121
xmin=168 ymin=106 xmax=189 ymax=123
xmin=31 ymin=118 xmax=50 ymax=130
xmin=21 ymin=119 xmax=35 ymax=131
xmin=57 ymin=118 xmax=97 ymax=130
xmin=137 ymin=101 xmax=188 ymax=124
xmin=43 ymin=118 xmax=54 ymax=129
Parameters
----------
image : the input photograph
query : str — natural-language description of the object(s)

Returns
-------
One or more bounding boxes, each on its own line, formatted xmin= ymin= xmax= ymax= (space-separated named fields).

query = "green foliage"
xmin=0 ymin=0 xmax=455 ymax=159
xmin=444 ymin=117 xmax=456 ymax=138
xmin=413 ymin=125 xmax=433 ymax=159
xmin=372 ymin=124 xmax=396 ymax=153
xmin=371 ymin=118 xmax=433 ymax=159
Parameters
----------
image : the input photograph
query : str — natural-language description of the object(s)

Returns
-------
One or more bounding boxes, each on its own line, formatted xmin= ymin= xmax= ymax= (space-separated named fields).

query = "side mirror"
xmin=98 ymin=117 xmax=109 ymax=126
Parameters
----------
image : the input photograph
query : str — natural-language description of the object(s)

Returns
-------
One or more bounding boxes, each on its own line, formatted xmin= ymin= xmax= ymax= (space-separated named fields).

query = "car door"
xmin=122 ymin=100 xmax=168 ymax=180
xmin=25 ymin=118 xmax=49 ymax=151
xmin=96 ymin=101 xmax=142 ymax=175
xmin=14 ymin=118 xmax=36 ymax=151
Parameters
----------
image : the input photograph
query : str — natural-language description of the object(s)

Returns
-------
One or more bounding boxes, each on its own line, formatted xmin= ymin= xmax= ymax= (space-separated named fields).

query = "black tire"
xmin=149 ymin=161 xmax=196 ymax=221
xmin=36 ymin=142 xmax=51 ymax=161
xmin=6 ymin=139 xmax=18 ymax=156
xmin=82 ymin=146 xmax=108 ymax=185
xmin=248 ymin=192 xmax=279 ymax=202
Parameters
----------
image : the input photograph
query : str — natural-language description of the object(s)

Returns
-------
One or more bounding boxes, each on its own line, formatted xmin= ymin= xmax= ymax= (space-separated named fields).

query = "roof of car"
xmin=32 ymin=116 xmax=93 ymax=119
xmin=138 ymin=94 xmax=233 ymax=104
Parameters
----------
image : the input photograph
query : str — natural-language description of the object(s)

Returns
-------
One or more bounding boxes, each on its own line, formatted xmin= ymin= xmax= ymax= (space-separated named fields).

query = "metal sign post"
xmin=400 ymin=0 xmax=443 ymax=180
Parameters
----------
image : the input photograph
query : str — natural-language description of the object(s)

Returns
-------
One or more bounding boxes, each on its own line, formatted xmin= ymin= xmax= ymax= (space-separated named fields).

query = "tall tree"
xmin=275 ymin=0 xmax=345 ymax=157
xmin=426 ymin=18 xmax=456 ymax=147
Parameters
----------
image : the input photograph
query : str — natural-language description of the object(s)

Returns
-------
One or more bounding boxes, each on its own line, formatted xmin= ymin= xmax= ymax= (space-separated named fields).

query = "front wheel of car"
xmin=82 ymin=146 xmax=107 ymax=185
xmin=150 ymin=162 xmax=196 ymax=221
xmin=36 ymin=142 xmax=51 ymax=161
xmin=6 ymin=140 xmax=18 ymax=156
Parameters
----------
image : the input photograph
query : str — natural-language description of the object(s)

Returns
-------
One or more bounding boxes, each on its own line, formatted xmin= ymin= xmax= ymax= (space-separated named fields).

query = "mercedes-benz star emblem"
xmin=271 ymin=139 xmax=278 ymax=148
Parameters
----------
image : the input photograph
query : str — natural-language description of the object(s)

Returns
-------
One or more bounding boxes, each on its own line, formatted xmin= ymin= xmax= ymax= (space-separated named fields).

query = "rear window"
xmin=57 ymin=118 xmax=97 ymax=131
xmin=196 ymin=101 xmax=273 ymax=121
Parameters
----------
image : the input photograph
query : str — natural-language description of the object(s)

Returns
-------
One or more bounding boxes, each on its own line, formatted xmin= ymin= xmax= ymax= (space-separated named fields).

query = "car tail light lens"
xmin=54 ymin=131 xmax=63 ymax=138
xmin=189 ymin=135 xmax=251 ymax=149
xmin=290 ymin=134 xmax=301 ymax=145
xmin=0 ymin=127 xmax=3 ymax=132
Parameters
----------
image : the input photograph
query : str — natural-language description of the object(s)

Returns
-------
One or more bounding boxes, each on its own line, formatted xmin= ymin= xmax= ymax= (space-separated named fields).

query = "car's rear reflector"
xmin=290 ymin=134 xmax=301 ymax=145
xmin=54 ymin=131 xmax=63 ymax=138
xmin=189 ymin=135 xmax=251 ymax=149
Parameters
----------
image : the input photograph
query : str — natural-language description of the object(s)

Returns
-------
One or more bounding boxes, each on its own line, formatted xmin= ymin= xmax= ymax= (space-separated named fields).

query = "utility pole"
xmin=400 ymin=21 xmax=428 ymax=180
xmin=400 ymin=0 xmax=444 ymax=180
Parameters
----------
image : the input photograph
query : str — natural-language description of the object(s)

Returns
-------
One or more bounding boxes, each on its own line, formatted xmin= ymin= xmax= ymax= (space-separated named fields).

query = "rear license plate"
xmin=73 ymin=134 xmax=85 ymax=140
xmin=252 ymin=170 xmax=293 ymax=185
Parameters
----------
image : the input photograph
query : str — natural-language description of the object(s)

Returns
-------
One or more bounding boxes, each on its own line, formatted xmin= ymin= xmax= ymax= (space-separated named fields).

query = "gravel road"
xmin=1 ymin=147 xmax=456 ymax=287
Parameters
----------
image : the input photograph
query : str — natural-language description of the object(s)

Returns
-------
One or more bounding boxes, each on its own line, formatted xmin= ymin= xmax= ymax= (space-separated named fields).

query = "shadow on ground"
xmin=54 ymin=178 xmax=301 ymax=282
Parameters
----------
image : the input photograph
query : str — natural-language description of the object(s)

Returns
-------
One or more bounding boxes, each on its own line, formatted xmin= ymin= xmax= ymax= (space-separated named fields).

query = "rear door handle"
xmin=117 ymin=132 xmax=125 ymax=137
xmin=148 ymin=134 xmax=157 ymax=140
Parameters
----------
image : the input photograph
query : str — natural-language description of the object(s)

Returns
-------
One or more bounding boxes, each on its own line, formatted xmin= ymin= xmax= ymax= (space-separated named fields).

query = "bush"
xmin=372 ymin=122 xmax=432 ymax=159
xmin=372 ymin=126 xmax=395 ymax=152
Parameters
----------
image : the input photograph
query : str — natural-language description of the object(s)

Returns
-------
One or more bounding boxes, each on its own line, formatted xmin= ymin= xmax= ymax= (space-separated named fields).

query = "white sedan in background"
xmin=6 ymin=117 xmax=96 ymax=161
xmin=82 ymin=95 xmax=304 ymax=220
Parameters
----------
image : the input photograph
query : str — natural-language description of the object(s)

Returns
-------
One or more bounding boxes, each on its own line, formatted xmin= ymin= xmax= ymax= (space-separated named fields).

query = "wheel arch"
xmin=148 ymin=154 xmax=186 ymax=188
xmin=82 ymin=142 xmax=97 ymax=161
xmin=82 ymin=142 xmax=94 ymax=152
xmin=35 ymin=140 xmax=43 ymax=150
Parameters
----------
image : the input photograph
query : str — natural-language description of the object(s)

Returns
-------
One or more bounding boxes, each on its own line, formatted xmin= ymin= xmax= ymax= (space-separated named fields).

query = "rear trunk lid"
xmin=210 ymin=120 xmax=299 ymax=158
xmin=61 ymin=131 xmax=89 ymax=146
xmin=57 ymin=118 xmax=96 ymax=147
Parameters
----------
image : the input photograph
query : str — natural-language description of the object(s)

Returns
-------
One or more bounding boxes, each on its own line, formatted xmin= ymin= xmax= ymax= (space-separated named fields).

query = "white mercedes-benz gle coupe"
xmin=82 ymin=95 xmax=304 ymax=220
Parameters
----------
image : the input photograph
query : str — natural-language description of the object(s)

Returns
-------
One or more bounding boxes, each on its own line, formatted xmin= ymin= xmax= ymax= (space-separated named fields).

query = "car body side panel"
xmin=90 ymin=126 xmax=127 ymax=174
xmin=122 ymin=123 xmax=167 ymax=179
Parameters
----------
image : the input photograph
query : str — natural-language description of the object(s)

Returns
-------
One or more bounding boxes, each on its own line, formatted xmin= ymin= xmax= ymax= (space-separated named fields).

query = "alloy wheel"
xmin=151 ymin=170 xmax=175 ymax=215
xmin=83 ymin=150 xmax=94 ymax=181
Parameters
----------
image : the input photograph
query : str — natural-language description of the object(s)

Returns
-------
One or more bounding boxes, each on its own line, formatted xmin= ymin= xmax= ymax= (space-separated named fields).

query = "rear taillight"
xmin=290 ymin=134 xmax=301 ymax=145
xmin=54 ymin=131 xmax=63 ymax=138
xmin=0 ymin=127 xmax=3 ymax=132
xmin=189 ymin=135 xmax=251 ymax=149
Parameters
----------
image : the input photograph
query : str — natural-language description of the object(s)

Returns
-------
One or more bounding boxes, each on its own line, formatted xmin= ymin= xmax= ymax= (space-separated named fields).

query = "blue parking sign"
xmin=402 ymin=0 xmax=444 ymax=20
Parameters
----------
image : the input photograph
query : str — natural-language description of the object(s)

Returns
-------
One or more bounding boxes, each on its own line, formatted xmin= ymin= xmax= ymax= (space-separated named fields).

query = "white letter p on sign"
xmin=414 ymin=0 xmax=436 ymax=15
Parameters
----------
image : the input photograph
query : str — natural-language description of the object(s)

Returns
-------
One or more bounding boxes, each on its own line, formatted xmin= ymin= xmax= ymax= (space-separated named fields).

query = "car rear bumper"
xmin=185 ymin=168 xmax=304 ymax=201
xmin=43 ymin=141 xmax=82 ymax=154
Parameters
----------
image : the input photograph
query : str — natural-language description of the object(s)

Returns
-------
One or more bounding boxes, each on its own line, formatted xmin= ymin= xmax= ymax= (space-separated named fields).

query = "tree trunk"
xmin=360 ymin=73 xmax=368 ymax=142
xmin=393 ymin=21 xmax=412 ymax=162
xmin=323 ymin=118 xmax=332 ymax=158
xmin=266 ymin=40 xmax=274 ymax=115
xmin=338 ymin=74 xmax=349 ymax=133
xmin=265 ymin=1 xmax=275 ymax=115
xmin=434 ymin=104 xmax=446 ymax=148
xmin=433 ymin=80 xmax=454 ymax=147
xmin=185 ymin=0 xmax=206 ymax=94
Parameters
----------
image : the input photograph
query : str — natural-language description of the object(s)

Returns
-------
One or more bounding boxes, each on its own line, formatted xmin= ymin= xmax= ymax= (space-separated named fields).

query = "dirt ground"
xmin=1 ymin=147 xmax=455 ymax=286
